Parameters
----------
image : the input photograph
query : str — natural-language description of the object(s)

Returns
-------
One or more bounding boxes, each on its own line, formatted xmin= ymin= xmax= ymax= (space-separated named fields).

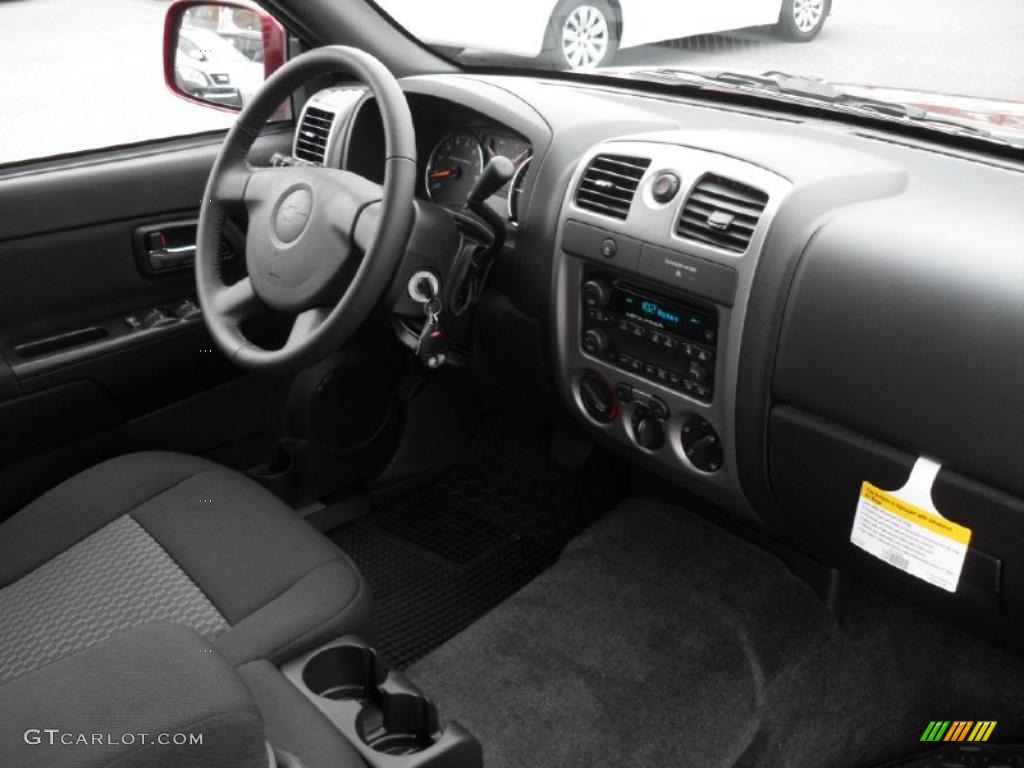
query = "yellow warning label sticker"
xmin=851 ymin=482 xmax=972 ymax=593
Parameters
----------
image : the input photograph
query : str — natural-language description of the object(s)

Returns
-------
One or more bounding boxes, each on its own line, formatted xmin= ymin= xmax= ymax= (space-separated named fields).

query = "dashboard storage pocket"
xmin=768 ymin=405 xmax=1024 ymax=651
xmin=283 ymin=636 xmax=482 ymax=768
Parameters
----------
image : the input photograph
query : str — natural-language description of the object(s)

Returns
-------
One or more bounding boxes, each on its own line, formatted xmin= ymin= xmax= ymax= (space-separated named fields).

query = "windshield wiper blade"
xmin=624 ymin=67 xmax=998 ymax=140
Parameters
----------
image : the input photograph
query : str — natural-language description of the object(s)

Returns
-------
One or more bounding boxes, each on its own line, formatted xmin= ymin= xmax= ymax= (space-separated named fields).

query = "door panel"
xmin=0 ymin=129 xmax=294 ymax=519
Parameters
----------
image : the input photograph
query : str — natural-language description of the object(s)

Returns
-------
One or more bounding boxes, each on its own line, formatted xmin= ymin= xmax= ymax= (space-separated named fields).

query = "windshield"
xmin=375 ymin=0 xmax=1024 ymax=145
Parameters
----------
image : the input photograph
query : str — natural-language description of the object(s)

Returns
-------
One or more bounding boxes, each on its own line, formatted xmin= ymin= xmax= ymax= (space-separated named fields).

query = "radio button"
xmin=688 ymin=362 xmax=710 ymax=383
xmin=563 ymin=221 xmax=641 ymax=270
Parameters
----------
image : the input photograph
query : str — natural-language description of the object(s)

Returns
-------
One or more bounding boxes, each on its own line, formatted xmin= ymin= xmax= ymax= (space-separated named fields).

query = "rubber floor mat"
xmin=332 ymin=415 xmax=619 ymax=669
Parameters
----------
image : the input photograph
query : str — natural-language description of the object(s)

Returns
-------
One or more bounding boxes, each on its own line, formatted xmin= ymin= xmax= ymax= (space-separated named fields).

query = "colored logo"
xmin=920 ymin=721 xmax=997 ymax=742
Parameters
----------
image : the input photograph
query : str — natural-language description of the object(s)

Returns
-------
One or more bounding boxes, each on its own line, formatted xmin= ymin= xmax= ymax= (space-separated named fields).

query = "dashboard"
xmin=294 ymin=88 xmax=533 ymax=219
xmin=289 ymin=71 xmax=1024 ymax=648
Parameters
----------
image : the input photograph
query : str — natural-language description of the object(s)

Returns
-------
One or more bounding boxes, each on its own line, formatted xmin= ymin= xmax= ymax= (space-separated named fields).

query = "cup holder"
xmin=355 ymin=678 xmax=439 ymax=755
xmin=302 ymin=643 xmax=385 ymax=702
xmin=296 ymin=639 xmax=448 ymax=759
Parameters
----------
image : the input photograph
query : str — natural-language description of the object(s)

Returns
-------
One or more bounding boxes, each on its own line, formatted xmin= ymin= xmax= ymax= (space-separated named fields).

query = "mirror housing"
xmin=163 ymin=0 xmax=285 ymax=112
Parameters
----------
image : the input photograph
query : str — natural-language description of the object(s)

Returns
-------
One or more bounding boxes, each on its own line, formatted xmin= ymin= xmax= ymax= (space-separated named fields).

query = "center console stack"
xmin=553 ymin=136 xmax=791 ymax=501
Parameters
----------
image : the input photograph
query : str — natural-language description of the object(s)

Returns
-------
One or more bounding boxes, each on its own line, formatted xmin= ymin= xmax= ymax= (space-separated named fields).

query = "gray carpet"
xmin=408 ymin=499 xmax=1024 ymax=768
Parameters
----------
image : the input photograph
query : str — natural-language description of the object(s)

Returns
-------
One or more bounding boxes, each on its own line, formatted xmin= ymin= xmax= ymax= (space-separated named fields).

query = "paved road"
xmin=1 ymin=0 xmax=1022 ymax=165
xmin=616 ymin=0 xmax=1024 ymax=102
xmin=0 ymin=0 xmax=232 ymax=165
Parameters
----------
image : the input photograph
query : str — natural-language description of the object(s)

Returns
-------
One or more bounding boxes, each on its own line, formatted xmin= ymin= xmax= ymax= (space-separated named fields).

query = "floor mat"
xmin=332 ymin=416 xmax=619 ymax=669
xmin=406 ymin=499 xmax=1024 ymax=768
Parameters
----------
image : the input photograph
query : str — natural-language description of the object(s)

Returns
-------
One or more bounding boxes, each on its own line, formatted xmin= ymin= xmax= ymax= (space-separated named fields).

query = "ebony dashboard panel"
xmin=292 ymin=78 xmax=549 ymax=224
xmin=287 ymin=70 xmax=1024 ymax=643
xmin=379 ymin=73 xmax=1021 ymax=645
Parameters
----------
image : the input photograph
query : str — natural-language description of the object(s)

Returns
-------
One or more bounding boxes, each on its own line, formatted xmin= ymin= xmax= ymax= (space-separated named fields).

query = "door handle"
xmin=134 ymin=219 xmax=236 ymax=277
xmin=147 ymin=243 xmax=197 ymax=271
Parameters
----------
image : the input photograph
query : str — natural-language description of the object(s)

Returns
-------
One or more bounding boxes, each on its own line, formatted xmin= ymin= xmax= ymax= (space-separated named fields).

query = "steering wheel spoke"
xmin=353 ymin=200 xmax=382 ymax=253
xmin=286 ymin=306 xmax=330 ymax=351
xmin=213 ymin=277 xmax=263 ymax=321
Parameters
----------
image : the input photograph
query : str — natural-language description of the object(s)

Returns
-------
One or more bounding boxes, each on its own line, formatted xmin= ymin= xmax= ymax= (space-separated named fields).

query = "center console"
xmin=282 ymin=636 xmax=481 ymax=768
xmin=553 ymin=136 xmax=791 ymax=502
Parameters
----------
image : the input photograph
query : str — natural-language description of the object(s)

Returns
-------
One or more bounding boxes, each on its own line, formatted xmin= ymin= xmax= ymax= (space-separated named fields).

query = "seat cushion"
xmin=0 ymin=451 xmax=372 ymax=683
xmin=0 ymin=623 xmax=269 ymax=768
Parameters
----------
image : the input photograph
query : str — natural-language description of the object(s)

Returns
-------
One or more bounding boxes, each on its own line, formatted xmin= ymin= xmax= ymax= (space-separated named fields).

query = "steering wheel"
xmin=195 ymin=47 xmax=416 ymax=373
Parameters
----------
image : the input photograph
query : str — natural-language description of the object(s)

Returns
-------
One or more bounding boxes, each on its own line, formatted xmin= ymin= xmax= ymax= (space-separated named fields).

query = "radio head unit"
xmin=581 ymin=268 xmax=719 ymax=402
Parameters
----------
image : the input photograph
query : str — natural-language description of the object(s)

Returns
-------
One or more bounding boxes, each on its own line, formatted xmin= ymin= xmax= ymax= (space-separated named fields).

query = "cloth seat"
xmin=0 ymin=451 xmax=373 ymax=684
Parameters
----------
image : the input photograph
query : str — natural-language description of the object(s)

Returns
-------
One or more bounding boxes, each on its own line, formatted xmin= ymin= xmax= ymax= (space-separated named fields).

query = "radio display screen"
xmin=609 ymin=287 xmax=715 ymax=342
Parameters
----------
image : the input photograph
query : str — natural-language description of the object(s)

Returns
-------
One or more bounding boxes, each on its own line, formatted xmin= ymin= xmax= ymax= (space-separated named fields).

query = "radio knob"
xmin=582 ymin=328 xmax=610 ymax=357
xmin=582 ymin=279 xmax=611 ymax=309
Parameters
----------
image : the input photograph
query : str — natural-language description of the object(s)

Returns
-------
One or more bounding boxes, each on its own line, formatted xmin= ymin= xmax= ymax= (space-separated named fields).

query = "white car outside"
xmin=178 ymin=26 xmax=265 ymax=104
xmin=377 ymin=0 xmax=830 ymax=70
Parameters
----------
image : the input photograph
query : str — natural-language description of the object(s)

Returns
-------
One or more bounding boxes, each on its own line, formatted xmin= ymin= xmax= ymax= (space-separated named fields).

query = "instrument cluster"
xmin=425 ymin=130 xmax=532 ymax=216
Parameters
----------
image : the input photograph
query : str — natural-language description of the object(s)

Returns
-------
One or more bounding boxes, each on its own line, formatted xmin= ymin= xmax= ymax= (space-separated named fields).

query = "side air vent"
xmin=294 ymin=106 xmax=336 ymax=165
xmin=575 ymin=154 xmax=651 ymax=220
xmin=676 ymin=174 xmax=769 ymax=253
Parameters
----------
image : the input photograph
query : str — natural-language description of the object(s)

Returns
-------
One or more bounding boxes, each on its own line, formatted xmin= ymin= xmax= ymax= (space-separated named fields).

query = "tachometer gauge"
xmin=425 ymin=132 xmax=484 ymax=206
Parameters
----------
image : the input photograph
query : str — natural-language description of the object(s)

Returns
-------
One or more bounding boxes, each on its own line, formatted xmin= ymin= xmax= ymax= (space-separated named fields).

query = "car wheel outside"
xmin=775 ymin=0 xmax=828 ymax=41
xmin=543 ymin=0 xmax=619 ymax=70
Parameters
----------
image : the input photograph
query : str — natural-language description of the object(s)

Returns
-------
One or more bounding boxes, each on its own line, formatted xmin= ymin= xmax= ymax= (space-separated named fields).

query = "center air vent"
xmin=294 ymin=106 xmax=336 ymax=165
xmin=575 ymin=154 xmax=651 ymax=220
xmin=677 ymin=174 xmax=768 ymax=253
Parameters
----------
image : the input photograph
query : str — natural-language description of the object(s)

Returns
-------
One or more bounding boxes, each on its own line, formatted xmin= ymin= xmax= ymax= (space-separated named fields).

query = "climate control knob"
xmin=579 ymin=373 xmax=618 ymax=424
xmin=681 ymin=416 xmax=723 ymax=472
xmin=582 ymin=328 xmax=610 ymax=357
xmin=632 ymin=409 xmax=665 ymax=451
xmin=582 ymin=279 xmax=611 ymax=309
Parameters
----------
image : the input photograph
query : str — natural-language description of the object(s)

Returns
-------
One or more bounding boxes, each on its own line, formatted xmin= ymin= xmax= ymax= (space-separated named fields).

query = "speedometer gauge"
xmin=425 ymin=132 xmax=484 ymax=206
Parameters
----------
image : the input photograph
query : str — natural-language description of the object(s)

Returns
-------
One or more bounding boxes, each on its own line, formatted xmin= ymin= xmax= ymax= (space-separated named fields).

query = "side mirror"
xmin=163 ymin=0 xmax=285 ymax=112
